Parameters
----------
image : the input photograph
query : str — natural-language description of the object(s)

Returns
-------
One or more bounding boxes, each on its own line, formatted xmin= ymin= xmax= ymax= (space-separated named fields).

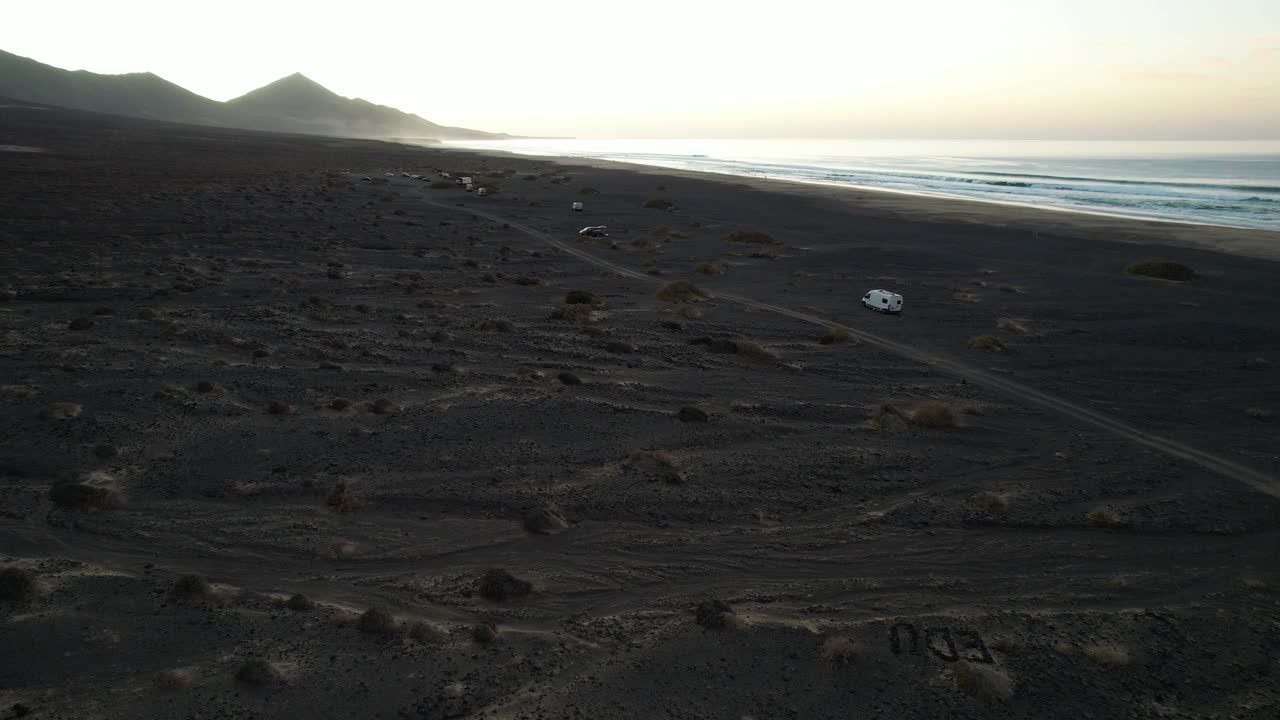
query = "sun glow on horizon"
xmin=2 ymin=0 xmax=1277 ymax=139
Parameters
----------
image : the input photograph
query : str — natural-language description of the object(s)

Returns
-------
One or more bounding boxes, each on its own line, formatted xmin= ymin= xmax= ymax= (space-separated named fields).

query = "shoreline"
xmin=442 ymin=142 xmax=1280 ymax=261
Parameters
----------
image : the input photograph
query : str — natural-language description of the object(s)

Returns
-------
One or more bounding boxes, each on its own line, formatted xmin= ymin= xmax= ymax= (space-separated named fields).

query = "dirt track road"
xmin=419 ymin=195 xmax=1280 ymax=500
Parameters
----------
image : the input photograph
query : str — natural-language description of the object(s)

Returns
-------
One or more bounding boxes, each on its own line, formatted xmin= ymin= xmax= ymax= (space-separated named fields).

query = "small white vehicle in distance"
xmin=477 ymin=187 xmax=488 ymax=196
xmin=862 ymin=289 xmax=903 ymax=314
xmin=571 ymin=202 xmax=584 ymax=212
xmin=578 ymin=226 xmax=608 ymax=237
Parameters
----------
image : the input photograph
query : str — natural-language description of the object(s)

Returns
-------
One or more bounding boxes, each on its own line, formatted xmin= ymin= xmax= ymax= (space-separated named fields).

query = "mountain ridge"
xmin=0 ymin=49 xmax=506 ymax=141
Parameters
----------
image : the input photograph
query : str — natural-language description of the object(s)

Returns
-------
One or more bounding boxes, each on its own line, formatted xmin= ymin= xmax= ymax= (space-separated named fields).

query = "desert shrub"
xmin=41 ymin=402 xmax=82 ymax=420
xmin=564 ymin=290 xmax=603 ymax=306
xmin=552 ymin=302 xmax=601 ymax=323
xmin=973 ymin=491 xmax=1008 ymax=512
xmin=1125 ymin=259 xmax=1195 ymax=281
xmin=0 ymin=567 xmax=38 ymax=602
xmin=370 ymin=398 xmax=400 ymax=415
xmin=50 ymin=475 xmax=125 ymax=510
xmin=409 ymin=621 xmax=446 ymax=643
xmin=172 ymin=574 xmax=213 ymax=601
xmin=910 ymin=401 xmax=956 ymax=427
xmin=524 ymin=504 xmax=569 ymax=534
xmin=330 ymin=398 xmax=351 ymax=411
xmin=359 ymin=607 xmax=398 ymax=635
xmin=822 ymin=636 xmax=860 ymax=663
xmin=997 ymin=284 xmax=1021 ymax=293
xmin=327 ymin=479 xmax=357 ymax=512
xmin=1246 ymin=407 xmax=1271 ymax=420
xmin=751 ymin=246 xmax=779 ymax=259
xmin=996 ymin=318 xmax=1027 ymax=334
xmin=1084 ymin=645 xmax=1130 ymax=665
xmin=960 ymin=404 xmax=984 ymax=416
xmin=695 ymin=598 xmax=737 ymax=630
xmin=725 ymin=229 xmax=776 ymax=244
xmin=1087 ymin=506 xmax=1123 ymax=528
xmin=652 ymin=225 xmax=674 ymax=237
xmin=478 ymin=569 xmax=532 ymax=602
xmin=694 ymin=262 xmax=724 ymax=276
xmin=629 ymin=237 xmax=658 ymax=250
xmin=735 ymin=340 xmax=779 ymax=361
xmin=642 ymin=198 xmax=674 ymax=210
xmin=968 ymin=335 xmax=1004 ymax=351
xmin=235 ymin=659 xmax=280 ymax=686
xmin=951 ymin=660 xmax=1013 ymax=700
xmin=578 ymin=187 xmax=598 ymax=195
xmin=868 ymin=404 xmax=892 ymax=429
xmin=154 ymin=669 xmax=192 ymax=690
xmin=286 ymin=593 xmax=315 ymax=611
xmin=267 ymin=400 xmax=293 ymax=415
xmin=430 ymin=181 xmax=453 ymax=189
xmin=820 ymin=327 xmax=852 ymax=345
xmin=473 ymin=622 xmax=500 ymax=643
xmin=675 ymin=304 xmax=702 ymax=319
xmin=649 ymin=449 xmax=677 ymax=467
xmin=655 ymin=281 xmax=708 ymax=303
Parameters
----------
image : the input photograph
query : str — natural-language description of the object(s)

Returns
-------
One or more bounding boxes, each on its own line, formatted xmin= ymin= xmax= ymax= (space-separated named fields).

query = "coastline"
xmin=445 ymin=143 xmax=1280 ymax=261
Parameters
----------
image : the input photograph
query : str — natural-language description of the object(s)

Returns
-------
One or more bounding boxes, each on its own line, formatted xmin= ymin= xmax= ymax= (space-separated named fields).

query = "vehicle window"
xmin=882 ymin=298 xmax=888 ymax=304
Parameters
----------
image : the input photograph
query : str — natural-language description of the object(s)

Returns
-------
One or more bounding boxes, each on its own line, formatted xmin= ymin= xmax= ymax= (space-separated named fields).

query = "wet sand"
xmin=2 ymin=103 xmax=1279 ymax=719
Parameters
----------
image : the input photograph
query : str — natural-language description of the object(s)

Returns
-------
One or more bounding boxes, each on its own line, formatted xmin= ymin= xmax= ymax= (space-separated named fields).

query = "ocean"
xmin=443 ymin=138 xmax=1280 ymax=231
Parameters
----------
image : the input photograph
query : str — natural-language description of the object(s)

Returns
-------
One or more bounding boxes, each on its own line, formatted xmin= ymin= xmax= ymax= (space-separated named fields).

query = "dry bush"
xmin=652 ymin=225 xmax=674 ymax=237
xmin=564 ymin=290 xmax=604 ymax=306
xmin=820 ymin=327 xmax=852 ymax=345
xmin=235 ymin=659 xmax=280 ymax=686
xmin=330 ymin=398 xmax=351 ymax=411
xmin=41 ymin=402 xmax=82 ymax=420
xmin=910 ymin=401 xmax=956 ymax=427
xmin=1087 ymin=506 xmax=1123 ymax=528
xmin=629 ymin=237 xmax=658 ymax=250
xmin=524 ymin=503 xmax=569 ymax=534
xmin=822 ymin=636 xmax=860 ymax=663
xmin=725 ymin=230 xmax=776 ymax=244
xmin=674 ymin=304 xmax=702 ymax=319
xmin=50 ymin=474 xmax=125 ymax=511
xmin=327 ymin=479 xmax=357 ymax=512
xmin=960 ymin=404 xmax=984 ymax=416
xmin=953 ymin=291 xmax=980 ymax=303
xmin=734 ymin=340 xmax=780 ymax=361
xmin=552 ymin=302 xmax=601 ymax=323
xmin=655 ymin=281 xmax=708 ymax=303
xmin=155 ymin=669 xmax=192 ymax=690
xmin=951 ymin=661 xmax=1013 ymax=701
xmin=968 ymin=335 xmax=1004 ymax=351
xmin=409 ymin=621 xmax=447 ymax=643
xmin=332 ymin=539 xmax=356 ymax=559
xmin=359 ymin=607 xmax=398 ymax=635
xmin=1084 ymin=645 xmax=1131 ymax=665
xmin=649 ymin=449 xmax=678 ymax=467
xmin=996 ymin=318 xmax=1028 ymax=334
xmin=751 ymin=247 xmax=779 ymax=259
xmin=478 ymin=569 xmax=533 ymax=602
xmin=1125 ymin=259 xmax=1195 ymax=281
xmin=643 ymin=198 xmax=674 ymax=210
xmin=973 ymin=491 xmax=1009 ymax=512
xmin=473 ymin=622 xmax=500 ymax=643
xmin=370 ymin=398 xmax=400 ymax=415
xmin=997 ymin=284 xmax=1022 ymax=293
xmin=172 ymin=574 xmax=213 ymax=602
xmin=578 ymin=186 xmax=598 ymax=195
xmin=267 ymin=400 xmax=294 ymax=415
xmin=286 ymin=593 xmax=315 ymax=611
xmin=1246 ymin=407 xmax=1271 ymax=420
xmin=695 ymin=598 xmax=737 ymax=630
xmin=694 ymin=262 xmax=725 ymax=276
xmin=0 ymin=567 xmax=38 ymax=602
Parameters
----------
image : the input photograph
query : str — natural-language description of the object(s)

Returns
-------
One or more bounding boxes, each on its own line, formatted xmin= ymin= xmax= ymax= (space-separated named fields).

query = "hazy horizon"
xmin=2 ymin=0 xmax=1278 ymax=140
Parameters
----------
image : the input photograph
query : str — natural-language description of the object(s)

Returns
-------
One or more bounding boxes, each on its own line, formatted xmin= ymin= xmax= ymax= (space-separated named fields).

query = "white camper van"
xmin=477 ymin=187 xmax=488 ymax=196
xmin=465 ymin=183 xmax=473 ymax=192
xmin=572 ymin=202 xmax=584 ymax=212
xmin=461 ymin=176 xmax=473 ymax=185
xmin=862 ymin=289 xmax=903 ymax=314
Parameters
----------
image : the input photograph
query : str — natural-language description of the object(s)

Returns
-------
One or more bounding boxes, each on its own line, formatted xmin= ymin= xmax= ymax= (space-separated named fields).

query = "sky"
xmin=2 ymin=0 xmax=1278 ymax=139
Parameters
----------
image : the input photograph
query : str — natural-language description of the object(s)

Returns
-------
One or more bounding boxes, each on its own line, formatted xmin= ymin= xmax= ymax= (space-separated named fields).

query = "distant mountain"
xmin=0 ymin=49 xmax=507 ymax=141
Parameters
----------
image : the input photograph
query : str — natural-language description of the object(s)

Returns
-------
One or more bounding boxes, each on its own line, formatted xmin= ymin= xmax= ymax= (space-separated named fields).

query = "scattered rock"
xmin=677 ymin=406 xmax=709 ymax=423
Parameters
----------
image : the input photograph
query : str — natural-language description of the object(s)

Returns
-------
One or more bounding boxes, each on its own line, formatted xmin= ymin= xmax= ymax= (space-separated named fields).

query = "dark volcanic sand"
xmin=2 ymin=104 xmax=1279 ymax=719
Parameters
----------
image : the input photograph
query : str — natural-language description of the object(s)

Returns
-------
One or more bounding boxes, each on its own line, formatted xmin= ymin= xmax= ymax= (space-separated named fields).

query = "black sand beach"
xmin=2 ymin=103 xmax=1279 ymax=719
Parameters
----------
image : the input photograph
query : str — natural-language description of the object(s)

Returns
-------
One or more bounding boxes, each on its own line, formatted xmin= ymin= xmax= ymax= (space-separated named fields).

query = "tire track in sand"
xmin=421 ymin=198 xmax=1280 ymax=500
